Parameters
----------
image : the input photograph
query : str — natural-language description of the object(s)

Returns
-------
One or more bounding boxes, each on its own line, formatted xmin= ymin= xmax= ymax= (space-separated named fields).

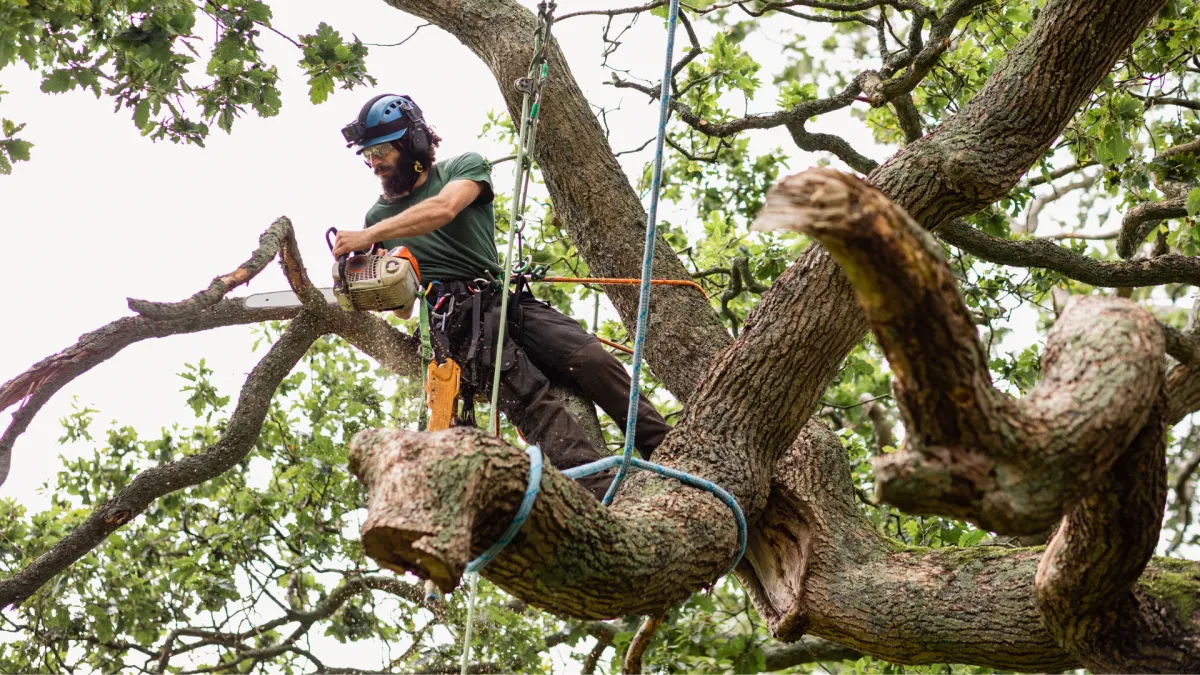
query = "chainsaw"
xmin=245 ymin=227 xmax=421 ymax=313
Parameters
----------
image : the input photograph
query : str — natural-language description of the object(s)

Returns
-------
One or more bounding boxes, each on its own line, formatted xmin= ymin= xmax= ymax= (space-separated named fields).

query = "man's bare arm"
xmin=332 ymin=179 xmax=483 ymax=256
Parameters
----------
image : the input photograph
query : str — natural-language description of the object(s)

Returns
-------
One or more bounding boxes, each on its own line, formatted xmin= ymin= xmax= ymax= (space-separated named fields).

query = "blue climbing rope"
xmin=603 ymin=0 xmax=683 ymax=507
xmin=461 ymin=449 xmax=747 ymax=578
xmin=460 ymin=445 xmax=542 ymax=675
xmin=466 ymin=445 xmax=544 ymax=574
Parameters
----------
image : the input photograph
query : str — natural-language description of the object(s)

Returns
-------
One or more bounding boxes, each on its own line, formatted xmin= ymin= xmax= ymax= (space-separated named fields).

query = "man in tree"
xmin=331 ymin=93 xmax=670 ymax=498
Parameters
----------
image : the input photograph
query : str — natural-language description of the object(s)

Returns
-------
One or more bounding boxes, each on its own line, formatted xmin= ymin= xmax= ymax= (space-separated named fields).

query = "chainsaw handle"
xmin=326 ymin=227 xmax=350 ymax=291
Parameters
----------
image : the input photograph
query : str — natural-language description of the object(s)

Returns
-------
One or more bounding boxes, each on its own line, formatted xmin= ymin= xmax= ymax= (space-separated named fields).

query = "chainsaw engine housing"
xmin=332 ymin=253 xmax=420 ymax=312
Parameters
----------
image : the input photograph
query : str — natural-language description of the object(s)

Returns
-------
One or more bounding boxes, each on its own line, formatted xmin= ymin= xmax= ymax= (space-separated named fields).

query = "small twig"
xmin=614 ymin=137 xmax=656 ymax=157
xmin=820 ymin=393 xmax=893 ymax=410
xmin=364 ymin=23 xmax=431 ymax=47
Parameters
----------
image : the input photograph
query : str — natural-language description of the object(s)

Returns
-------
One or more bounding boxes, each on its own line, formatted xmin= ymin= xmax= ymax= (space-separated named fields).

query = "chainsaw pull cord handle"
xmin=326 ymin=227 xmax=350 ymax=292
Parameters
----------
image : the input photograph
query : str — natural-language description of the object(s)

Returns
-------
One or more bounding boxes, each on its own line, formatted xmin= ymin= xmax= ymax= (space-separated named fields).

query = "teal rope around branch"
xmin=564 ymin=456 xmax=747 ymax=578
xmin=603 ymin=0 xmax=683 ymax=506
xmin=466 ymin=445 xmax=544 ymax=574
xmin=460 ymin=448 xmax=746 ymax=580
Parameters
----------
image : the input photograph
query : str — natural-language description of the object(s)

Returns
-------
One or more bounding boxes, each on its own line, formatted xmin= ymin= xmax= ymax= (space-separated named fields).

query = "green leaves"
xmin=0 ymin=0 xmax=374 ymax=159
xmin=1187 ymin=187 xmax=1200 ymax=217
xmin=179 ymin=359 xmax=231 ymax=420
xmin=776 ymin=80 xmax=816 ymax=109
xmin=298 ymin=22 xmax=374 ymax=105
xmin=1095 ymin=121 xmax=1134 ymax=166
xmin=0 ymin=102 xmax=32 ymax=174
xmin=39 ymin=69 xmax=73 ymax=93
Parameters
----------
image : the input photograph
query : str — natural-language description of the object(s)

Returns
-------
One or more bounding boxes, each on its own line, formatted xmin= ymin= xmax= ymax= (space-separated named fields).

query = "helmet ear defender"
xmin=396 ymin=96 xmax=432 ymax=156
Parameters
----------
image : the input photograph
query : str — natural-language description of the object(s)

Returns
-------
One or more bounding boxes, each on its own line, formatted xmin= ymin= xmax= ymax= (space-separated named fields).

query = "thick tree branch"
xmin=1168 ymin=363 xmax=1200 ymax=426
xmin=740 ymin=420 xmax=1079 ymax=670
xmin=937 ymin=218 xmax=1200 ymax=288
xmin=891 ymin=93 xmax=924 ymax=143
xmin=784 ymin=120 xmax=880 ymax=174
xmin=0 ymin=312 xmax=327 ymax=610
xmin=350 ymin=427 xmax=739 ymax=617
xmin=1034 ymin=395 xmax=1200 ymax=670
xmin=761 ymin=169 xmax=1200 ymax=670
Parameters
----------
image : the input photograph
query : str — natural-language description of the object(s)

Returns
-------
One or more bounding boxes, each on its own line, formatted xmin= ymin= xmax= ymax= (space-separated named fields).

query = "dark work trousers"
xmin=431 ymin=283 xmax=672 ymax=499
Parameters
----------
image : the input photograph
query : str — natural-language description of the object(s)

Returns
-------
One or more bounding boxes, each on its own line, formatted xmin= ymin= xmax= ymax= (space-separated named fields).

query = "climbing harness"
xmin=417 ymin=283 xmax=466 ymax=432
xmin=460 ymin=2 xmax=747 ymax=670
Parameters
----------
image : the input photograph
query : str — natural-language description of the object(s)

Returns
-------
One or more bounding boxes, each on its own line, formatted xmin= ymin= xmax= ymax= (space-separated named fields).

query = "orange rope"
xmin=537 ymin=276 xmax=708 ymax=299
xmin=597 ymin=336 xmax=634 ymax=355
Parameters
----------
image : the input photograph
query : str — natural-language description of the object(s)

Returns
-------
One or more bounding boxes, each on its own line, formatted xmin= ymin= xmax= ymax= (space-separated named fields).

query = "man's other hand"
xmin=332 ymin=229 xmax=375 ymax=257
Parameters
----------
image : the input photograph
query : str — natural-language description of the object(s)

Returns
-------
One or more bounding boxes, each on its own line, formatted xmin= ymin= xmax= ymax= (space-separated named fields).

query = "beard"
xmin=378 ymin=158 xmax=422 ymax=199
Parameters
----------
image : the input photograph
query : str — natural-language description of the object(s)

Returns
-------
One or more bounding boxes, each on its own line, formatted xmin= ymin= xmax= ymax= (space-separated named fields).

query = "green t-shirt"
xmin=365 ymin=152 xmax=502 ymax=283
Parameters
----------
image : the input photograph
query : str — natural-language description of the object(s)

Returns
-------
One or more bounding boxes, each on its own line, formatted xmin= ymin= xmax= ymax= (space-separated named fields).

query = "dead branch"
xmin=127 ymin=217 xmax=295 ymax=319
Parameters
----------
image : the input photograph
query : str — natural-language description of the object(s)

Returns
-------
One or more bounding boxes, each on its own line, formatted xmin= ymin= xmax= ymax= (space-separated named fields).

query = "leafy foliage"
xmin=0 ymin=0 xmax=371 ymax=157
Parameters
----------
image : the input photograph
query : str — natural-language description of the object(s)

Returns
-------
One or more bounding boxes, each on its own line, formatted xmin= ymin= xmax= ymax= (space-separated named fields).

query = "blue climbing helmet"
xmin=341 ymin=93 xmax=432 ymax=156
